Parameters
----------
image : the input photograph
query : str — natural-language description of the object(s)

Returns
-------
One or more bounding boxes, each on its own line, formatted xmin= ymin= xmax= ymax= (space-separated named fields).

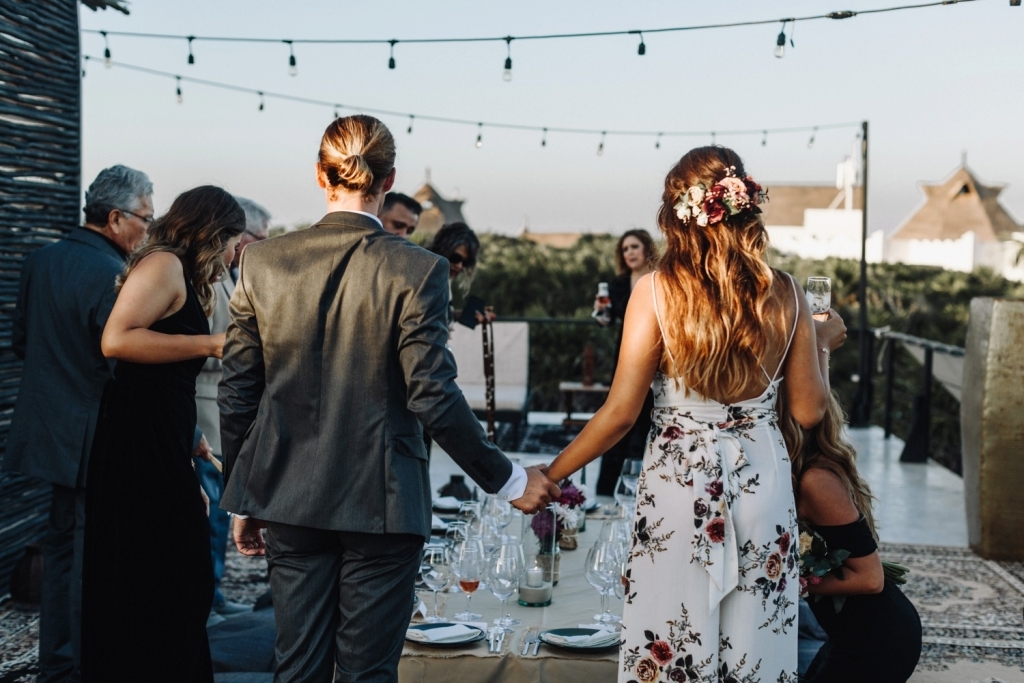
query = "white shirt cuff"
xmin=496 ymin=463 xmax=528 ymax=502
xmin=233 ymin=514 xmax=248 ymax=520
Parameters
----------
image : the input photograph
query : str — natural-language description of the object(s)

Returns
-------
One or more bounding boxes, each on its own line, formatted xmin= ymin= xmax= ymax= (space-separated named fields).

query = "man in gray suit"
xmin=195 ymin=196 xmax=272 ymax=619
xmin=4 ymin=166 xmax=152 ymax=683
xmin=219 ymin=115 xmax=557 ymax=683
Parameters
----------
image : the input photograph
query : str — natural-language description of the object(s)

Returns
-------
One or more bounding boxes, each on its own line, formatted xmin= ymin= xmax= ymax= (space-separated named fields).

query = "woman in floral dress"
xmin=547 ymin=146 xmax=847 ymax=682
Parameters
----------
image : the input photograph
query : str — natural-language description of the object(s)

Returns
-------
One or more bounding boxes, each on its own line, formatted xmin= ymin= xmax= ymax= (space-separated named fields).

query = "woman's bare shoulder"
xmin=799 ymin=467 xmax=860 ymax=526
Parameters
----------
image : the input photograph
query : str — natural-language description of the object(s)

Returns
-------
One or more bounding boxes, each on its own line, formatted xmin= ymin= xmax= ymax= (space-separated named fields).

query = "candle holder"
xmin=518 ymin=504 xmax=557 ymax=606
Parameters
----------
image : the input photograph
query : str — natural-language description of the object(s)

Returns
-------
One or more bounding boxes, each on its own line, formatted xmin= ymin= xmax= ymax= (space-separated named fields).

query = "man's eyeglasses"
xmin=449 ymin=252 xmax=475 ymax=268
xmin=118 ymin=209 xmax=155 ymax=225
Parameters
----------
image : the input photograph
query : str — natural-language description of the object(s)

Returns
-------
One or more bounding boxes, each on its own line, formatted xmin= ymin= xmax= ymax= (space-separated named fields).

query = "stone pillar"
xmin=961 ymin=298 xmax=1024 ymax=560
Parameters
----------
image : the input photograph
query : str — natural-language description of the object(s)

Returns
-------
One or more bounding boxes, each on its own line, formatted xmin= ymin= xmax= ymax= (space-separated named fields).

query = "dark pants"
xmin=38 ymin=484 xmax=86 ymax=683
xmin=596 ymin=389 xmax=654 ymax=495
xmin=195 ymin=458 xmax=230 ymax=605
xmin=265 ymin=524 xmax=423 ymax=683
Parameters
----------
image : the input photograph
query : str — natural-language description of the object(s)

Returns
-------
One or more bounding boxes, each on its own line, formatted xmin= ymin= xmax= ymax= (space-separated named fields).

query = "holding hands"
xmin=511 ymin=464 xmax=562 ymax=514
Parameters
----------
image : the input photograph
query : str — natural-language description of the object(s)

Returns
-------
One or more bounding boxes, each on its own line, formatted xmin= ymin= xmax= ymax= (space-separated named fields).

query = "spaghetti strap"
xmin=770 ymin=274 xmax=801 ymax=383
xmin=651 ymin=272 xmax=679 ymax=374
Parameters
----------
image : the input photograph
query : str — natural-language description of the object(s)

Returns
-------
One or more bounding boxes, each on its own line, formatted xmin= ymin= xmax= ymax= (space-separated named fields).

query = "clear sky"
xmin=79 ymin=0 xmax=1023 ymax=236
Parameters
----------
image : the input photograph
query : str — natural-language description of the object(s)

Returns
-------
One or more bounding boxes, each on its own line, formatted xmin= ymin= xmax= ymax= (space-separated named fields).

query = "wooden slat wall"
xmin=0 ymin=0 xmax=81 ymax=596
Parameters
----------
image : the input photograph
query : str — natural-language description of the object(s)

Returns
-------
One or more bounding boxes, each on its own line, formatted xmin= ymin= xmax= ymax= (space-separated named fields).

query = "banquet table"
xmin=400 ymin=514 xmax=623 ymax=683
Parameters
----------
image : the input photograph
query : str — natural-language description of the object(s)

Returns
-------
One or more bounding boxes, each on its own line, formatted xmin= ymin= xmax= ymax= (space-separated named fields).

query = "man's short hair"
xmin=381 ymin=192 xmax=422 ymax=216
xmin=234 ymin=196 xmax=272 ymax=236
xmin=83 ymin=165 xmax=153 ymax=226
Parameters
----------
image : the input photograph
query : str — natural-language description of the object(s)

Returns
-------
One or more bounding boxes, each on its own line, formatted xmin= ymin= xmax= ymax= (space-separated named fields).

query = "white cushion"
xmin=450 ymin=322 xmax=529 ymax=411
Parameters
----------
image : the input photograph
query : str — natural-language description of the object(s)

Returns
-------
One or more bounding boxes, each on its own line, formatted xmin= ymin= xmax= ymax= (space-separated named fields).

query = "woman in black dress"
xmin=781 ymin=390 xmax=922 ymax=682
xmin=594 ymin=229 xmax=658 ymax=495
xmin=81 ymin=186 xmax=244 ymax=683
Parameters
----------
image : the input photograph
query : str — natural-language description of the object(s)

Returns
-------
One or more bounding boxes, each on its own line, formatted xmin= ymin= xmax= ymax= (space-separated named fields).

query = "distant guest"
xmin=378 ymin=192 xmax=422 ymax=238
xmin=228 ymin=198 xmax=270 ymax=282
xmin=82 ymin=186 xmax=243 ymax=683
xmin=594 ymin=229 xmax=659 ymax=495
xmin=3 ymin=164 xmax=152 ymax=683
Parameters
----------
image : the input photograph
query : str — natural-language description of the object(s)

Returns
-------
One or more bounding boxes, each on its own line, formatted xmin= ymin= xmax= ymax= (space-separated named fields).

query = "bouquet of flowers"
xmin=530 ymin=480 xmax=586 ymax=551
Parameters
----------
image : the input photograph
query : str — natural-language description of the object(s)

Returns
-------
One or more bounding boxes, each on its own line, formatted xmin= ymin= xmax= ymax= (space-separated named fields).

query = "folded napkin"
xmin=432 ymin=496 xmax=462 ymax=511
xmin=406 ymin=624 xmax=479 ymax=644
xmin=543 ymin=629 xmax=621 ymax=647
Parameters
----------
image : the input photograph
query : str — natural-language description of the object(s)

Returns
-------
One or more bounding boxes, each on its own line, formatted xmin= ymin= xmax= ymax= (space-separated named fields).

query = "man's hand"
xmin=193 ymin=435 xmax=213 ymax=462
xmin=233 ymin=516 xmax=267 ymax=556
xmin=511 ymin=465 xmax=561 ymax=514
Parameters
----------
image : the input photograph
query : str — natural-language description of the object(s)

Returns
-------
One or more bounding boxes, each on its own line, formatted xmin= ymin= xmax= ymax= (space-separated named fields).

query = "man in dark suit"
xmin=3 ymin=165 xmax=153 ymax=683
xmin=219 ymin=130 xmax=557 ymax=682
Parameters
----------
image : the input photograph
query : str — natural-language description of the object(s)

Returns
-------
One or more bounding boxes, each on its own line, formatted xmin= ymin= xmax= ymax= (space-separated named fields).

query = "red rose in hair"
xmin=703 ymin=197 xmax=726 ymax=225
xmin=743 ymin=176 xmax=762 ymax=202
xmin=706 ymin=517 xmax=726 ymax=543
xmin=650 ymin=640 xmax=674 ymax=665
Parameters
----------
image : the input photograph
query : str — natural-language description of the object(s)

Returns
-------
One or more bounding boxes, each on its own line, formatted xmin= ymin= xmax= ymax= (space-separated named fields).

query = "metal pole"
xmin=851 ymin=120 xmax=873 ymax=426
xmin=883 ymin=337 xmax=895 ymax=439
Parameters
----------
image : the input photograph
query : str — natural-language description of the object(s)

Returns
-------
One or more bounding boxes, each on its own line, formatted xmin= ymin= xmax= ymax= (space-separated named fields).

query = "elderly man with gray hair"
xmin=195 ymin=196 xmax=271 ymax=621
xmin=4 ymin=165 xmax=152 ymax=683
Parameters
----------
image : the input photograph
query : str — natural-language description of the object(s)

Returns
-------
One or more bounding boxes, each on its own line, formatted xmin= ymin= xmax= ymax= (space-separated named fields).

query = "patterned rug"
xmin=1 ymin=542 xmax=1021 ymax=682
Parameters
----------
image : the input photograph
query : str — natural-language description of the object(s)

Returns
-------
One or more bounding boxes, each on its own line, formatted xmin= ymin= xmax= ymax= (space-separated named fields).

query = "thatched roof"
xmin=81 ymin=0 xmax=129 ymax=14
xmin=891 ymin=165 xmax=1019 ymax=243
xmin=412 ymin=183 xmax=466 ymax=235
xmin=759 ymin=184 xmax=864 ymax=227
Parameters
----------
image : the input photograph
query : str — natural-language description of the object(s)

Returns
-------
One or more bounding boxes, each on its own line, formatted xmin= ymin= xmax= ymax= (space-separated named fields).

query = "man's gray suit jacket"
xmin=219 ymin=212 xmax=513 ymax=539
xmin=4 ymin=227 xmax=125 ymax=487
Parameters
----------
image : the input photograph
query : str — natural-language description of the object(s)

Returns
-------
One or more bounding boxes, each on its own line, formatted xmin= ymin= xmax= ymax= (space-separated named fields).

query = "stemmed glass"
xmin=453 ymin=544 xmax=483 ymax=621
xmin=483 ymin=495 xmax=513 ymax=531
xmin=445 ymin=522 xmax=468 ymax=593
xmin=420 ymin=546 xmax=452 ymax=623
xmin=806 ymin=277 xmax=831 ymax=320
xmin=487 ymin=543 xmax=521 ymax=632
xmin=585 ymin=541 xmax=622 ymax=624
xmin=614 ymin=459 xmax=643 ymax=517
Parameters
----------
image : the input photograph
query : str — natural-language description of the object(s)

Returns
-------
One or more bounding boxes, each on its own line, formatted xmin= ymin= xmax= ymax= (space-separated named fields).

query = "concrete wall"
xmin=961 ymin=298 xmax=1024 ymax=560
xmin=887 ymin=232 xmax=978 ymax=272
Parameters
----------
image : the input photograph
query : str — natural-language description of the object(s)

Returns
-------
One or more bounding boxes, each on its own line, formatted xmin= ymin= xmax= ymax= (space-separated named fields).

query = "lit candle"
xmin=526 ymin=566 xmax=544 ymax=588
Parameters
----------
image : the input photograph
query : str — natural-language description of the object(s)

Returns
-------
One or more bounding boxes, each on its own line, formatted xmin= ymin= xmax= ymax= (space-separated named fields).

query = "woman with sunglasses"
xmin=427 ymin=222 xmax=483 ymax=332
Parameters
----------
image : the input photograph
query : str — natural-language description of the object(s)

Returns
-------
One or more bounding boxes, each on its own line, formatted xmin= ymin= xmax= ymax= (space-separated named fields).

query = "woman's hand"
xmin=814 ymin=309 xmax=847 ymax=353
xmin=593 ymin=298 xmax=611 ymax=327
xmin=208 ymin=333 xmax=226 ymax=359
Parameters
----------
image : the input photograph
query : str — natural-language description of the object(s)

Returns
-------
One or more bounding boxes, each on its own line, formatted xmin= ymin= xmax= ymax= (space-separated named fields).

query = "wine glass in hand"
xmin=453 ymin=544 xmax=483 ymax=621
xmin=421 ymin=546 xmax=452 ymax=623
xmin=806 ymin=277 xmax=831 ymax=322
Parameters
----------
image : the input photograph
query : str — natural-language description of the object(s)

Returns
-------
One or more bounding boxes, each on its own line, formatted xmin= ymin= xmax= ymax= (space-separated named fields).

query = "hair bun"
xmin=330 ymin=153 xmax=374 ymax=193
xmin=318 ymin=115 xmax=396 ymax=199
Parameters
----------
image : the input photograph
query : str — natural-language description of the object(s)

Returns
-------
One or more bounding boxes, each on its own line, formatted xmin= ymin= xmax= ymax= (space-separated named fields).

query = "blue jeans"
xmin=195 ymin=457 xmax=230 ymax=606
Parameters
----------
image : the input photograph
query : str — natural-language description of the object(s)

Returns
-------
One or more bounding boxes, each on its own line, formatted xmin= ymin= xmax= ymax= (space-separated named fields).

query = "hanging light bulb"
xmin=175 ymin=76 xmax=183 ymax=104
xmin=711 ymin=131 xmax=717 ymax=145
xmin=101 ymin=31 xmax=112 ymax=68
xmin=388 ymin=40 xmax=397 ymax=69
xmin=475 ymin=123 xmax=483 ymax=148
xmin=597 ymin=132 xmax=606 ymax=156
xmin=774 ymin=22 xmax=787 ymax=58
xmin=334 ymin=105 xmax=340 ymax=119
xmin=187 ymin=36 xmax=195 ymax=65
xmin=762 ymin=130 xmax=768 ymax=146
xmin=541 ymin=127 xmax=547 ymax=147
xmin=807 ymin=127 xmax=817 ymax=149
xmin=258 ymin=91 xmax=264 ymax=111
xmin=285 ymin=41 xmax=297 ymax=76
xmin=502 ymin=37 xmax=513 ymax=82
xmin=637 ymin=32 xmax=646 ymax=56
xmin=82 ymin=55 xmax=87 ymax=78
xmin=407 ymin=115 xmax=414 ymax=134
xmin=655 ymin=132 xmax=662 ymax=150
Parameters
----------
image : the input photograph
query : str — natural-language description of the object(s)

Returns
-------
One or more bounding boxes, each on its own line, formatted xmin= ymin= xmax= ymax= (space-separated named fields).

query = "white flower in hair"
xmin=687 ymin=186 xmax=705 ymax=206
xmin=696 ymin=212 xmax=709 ymax=227
xmin=674 ymin=201 xmax=690 ymax=220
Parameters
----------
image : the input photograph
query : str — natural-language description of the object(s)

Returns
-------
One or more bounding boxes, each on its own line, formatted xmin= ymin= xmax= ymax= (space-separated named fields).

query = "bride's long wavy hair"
xmin=656 ymin=146 xmax=785 ymax=401
xmin=116 ymin=186 xmax=244 ymax=316
xmin=778 ymin=384 xmax=878 ymax=538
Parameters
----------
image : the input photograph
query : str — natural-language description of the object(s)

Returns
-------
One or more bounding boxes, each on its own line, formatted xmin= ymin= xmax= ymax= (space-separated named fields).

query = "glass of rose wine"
xmin=806 ymin=277 xmax=831 ymax=321
xmin=453 ymin=544 xmax=482 ymax=621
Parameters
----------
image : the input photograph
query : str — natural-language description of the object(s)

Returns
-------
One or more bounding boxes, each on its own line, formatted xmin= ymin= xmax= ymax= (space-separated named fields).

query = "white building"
xmin=886 ymin=164 xmax=1023 ymax=281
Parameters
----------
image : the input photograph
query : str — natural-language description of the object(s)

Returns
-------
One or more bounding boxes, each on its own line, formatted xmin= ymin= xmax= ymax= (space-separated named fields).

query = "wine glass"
xmin=487 ymin=544 xmax=520 ymax=632
xmin=420 ymin=546 xmax=451 ymax=623
xmin=453 ymin=544 xmax=483 ymax=621
xmin=483 ymin=495 xmax=513 ymax=531
xmin=445 ymin=522 xmax=468 ymax=592
xmin=806 ymin=277 xmax=831 ymax=320
xmin=614 ymin=459 xmax=642 ymax=517
xmin=585 ymin=541 xmax=621 ymax=624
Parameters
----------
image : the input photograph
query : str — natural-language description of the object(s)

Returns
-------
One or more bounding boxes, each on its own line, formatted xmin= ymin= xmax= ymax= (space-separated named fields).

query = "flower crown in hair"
xmin=673 ymin=166 xmax=768 ymax=227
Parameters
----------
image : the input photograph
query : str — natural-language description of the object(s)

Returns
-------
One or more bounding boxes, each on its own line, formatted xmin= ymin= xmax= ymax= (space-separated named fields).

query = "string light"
xmin=101 ymin=31 xmax=111 ymax=67
xmin=541 ymin=127 xmax=547 ymax=147
xmin=475 ymin=123 xmax=483 ymax=148
xmin=388 ymin=40 xmax=397 ymax=69
xmin=285 ymin=40 xmax=297 ymax=76
xmin=258 ymin=91 xmax=264 ymax=111
xmin=187 ymin=36 xmax=195 ymax=65
xmin=635 ymin=31 xmax=646 ymax=55
xmin=655 ymin=132 xmax=662 ymax=149
xmin=808 ymin=126 xmax=817 ymax=148
xmin=774 ymin=21 xmax=788 ymax=58
xmin=175 ymin=75 xmax=182 ymax=103
xmin=711 ymin=131 xmax=716 ymax=145
xmin=762 ymin=130 xmax=768 ymax=146
xmin=503 ymin=37 xmax=513 ymax=82
xmin=597 ymin=131 xmax=606 ymax=156
xmin=334 ymin=105 xmax=340 ymax=119
xmin=407 ymin=115 xmax=414 ymax=134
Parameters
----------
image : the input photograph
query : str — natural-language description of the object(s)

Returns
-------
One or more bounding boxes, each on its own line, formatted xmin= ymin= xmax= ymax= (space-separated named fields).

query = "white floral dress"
xmin=619 ymin=275 xmax=800 ymax=683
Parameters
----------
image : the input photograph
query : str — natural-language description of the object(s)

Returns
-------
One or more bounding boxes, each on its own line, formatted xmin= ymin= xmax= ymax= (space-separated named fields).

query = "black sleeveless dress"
xmin=804 ymin=518 xmax=922 ymax=683
xmin=82 ymin=281 xmax=214 ymax=683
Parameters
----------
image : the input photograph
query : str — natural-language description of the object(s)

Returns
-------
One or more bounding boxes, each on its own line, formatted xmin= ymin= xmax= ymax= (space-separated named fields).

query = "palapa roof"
xmin=81 ymin=0 xmax=129 ymax=14
xmin=412 ymin=183 xmax=466 ymax=235
xmin=758 ymin=184 xmax=864 ymax=227
xmin=891 ymin=165 xmax=1019 ymax=243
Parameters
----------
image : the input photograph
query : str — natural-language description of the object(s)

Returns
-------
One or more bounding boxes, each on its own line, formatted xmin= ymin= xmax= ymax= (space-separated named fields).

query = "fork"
xmin=521 ymin=631 xmax=540 ymax=656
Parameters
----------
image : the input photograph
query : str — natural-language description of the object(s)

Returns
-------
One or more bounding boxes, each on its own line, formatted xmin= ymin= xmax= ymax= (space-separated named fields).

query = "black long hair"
xmin=428 ymin=222 xmax=480 ymax=288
